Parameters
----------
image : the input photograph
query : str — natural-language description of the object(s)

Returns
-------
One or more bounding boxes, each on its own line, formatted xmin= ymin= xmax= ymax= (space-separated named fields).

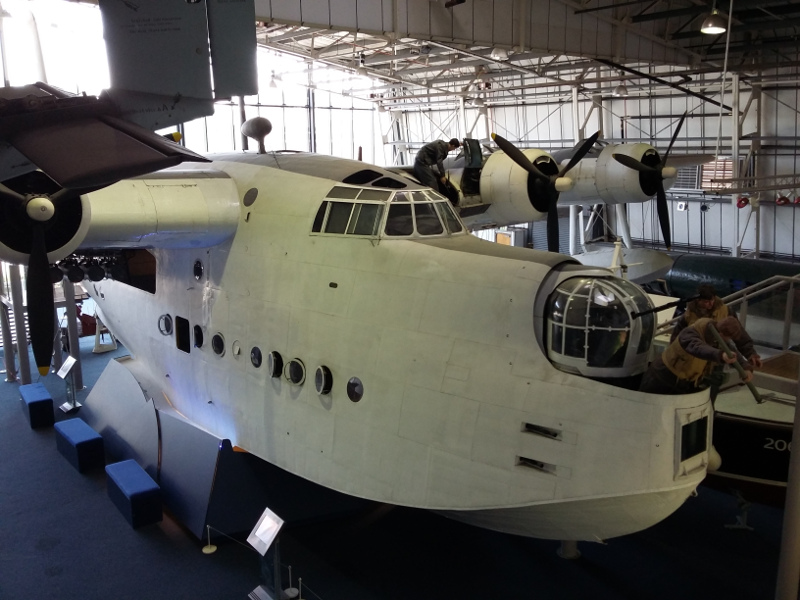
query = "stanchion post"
xmin=774 ymin=376 xmax=800 ymax=599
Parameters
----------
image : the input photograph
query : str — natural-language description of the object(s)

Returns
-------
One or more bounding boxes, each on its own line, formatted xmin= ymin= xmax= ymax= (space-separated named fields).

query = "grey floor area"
xmin=0 ymin=336 xmax=787 ymax=600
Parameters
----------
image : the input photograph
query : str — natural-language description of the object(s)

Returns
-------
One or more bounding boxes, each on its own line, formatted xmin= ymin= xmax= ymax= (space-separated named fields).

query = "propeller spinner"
xmin=611 ymin=112 xmax=687 ymax=250
xmin=491 ymin=131 xmax=601 ymax=253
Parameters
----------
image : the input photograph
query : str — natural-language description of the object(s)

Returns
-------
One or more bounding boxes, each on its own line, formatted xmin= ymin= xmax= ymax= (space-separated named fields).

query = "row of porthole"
xmin=158 ymin=314 xmax=364 ymax=402
xmin=246 ymin=346 xmax=364 ymax=402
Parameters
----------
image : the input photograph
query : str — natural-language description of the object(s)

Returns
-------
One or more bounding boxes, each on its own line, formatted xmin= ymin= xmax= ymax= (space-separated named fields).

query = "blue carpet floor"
xmin=0 ymin=336 xmax=787 ymax=599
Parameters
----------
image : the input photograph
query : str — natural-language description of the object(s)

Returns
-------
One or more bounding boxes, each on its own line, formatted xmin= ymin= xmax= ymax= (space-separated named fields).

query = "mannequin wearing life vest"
xmin=670 ymin=284 xmax=762 ymax=369
xmin=640 ymin=316 xmax=752 ymax=398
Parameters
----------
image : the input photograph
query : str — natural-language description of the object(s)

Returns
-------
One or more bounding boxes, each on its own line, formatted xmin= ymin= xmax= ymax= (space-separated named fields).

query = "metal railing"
xmin=656 ymin=273 xmax=800 ymax=351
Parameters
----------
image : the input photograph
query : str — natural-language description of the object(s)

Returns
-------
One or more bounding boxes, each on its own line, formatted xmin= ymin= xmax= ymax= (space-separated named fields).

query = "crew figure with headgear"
xmin=640 ymin=316 xmax=753 ymax=401
xmin=671 ymin=283 xmax=762 ymax=369
xmin=413 ymin=138 xmax=461 ymax=191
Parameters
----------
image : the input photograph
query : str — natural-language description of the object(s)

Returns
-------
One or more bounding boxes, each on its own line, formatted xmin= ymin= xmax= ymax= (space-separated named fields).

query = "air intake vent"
xmin=517 ymin=456 xmax=557 ymax=475
xmin=523 ymin=422 xmax=562 ymax=440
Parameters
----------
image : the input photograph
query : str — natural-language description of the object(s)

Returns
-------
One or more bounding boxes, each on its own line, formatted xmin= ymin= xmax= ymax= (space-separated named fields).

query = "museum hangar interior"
xmin=1 ymin=1 xmax=800 ymax=599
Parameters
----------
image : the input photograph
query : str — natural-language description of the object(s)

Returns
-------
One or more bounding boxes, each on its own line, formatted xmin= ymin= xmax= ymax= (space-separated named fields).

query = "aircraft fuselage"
xmin=72 ymin=153 xmax=709 ymax=541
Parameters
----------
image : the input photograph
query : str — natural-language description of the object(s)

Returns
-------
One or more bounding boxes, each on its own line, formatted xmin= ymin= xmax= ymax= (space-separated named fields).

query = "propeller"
xmin=491 ymin=130 xmax=601 ymax=252
xmin=0 ymin=181 xmax=77 ymax=376
xmin=611 ymin=111 xmax=687 ymax=250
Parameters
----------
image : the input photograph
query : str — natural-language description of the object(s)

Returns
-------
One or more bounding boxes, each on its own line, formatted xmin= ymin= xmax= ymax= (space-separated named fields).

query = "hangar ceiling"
xmin=251 ymin=0 xmax=800 ymax=110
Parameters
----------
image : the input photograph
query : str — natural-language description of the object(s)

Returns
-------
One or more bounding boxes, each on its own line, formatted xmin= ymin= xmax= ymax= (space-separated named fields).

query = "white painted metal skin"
xmin=66 ymin=153 xmax=709 ymax=541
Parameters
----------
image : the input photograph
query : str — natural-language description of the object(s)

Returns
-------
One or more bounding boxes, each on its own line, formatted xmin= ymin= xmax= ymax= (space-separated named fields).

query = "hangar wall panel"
xmin=301 ymin=0 xmax=330 ymax=24
xmin=330 ymin=0 xmax=358 ymax=29
xmin=254 ymin=0 xmax=691 ymax=65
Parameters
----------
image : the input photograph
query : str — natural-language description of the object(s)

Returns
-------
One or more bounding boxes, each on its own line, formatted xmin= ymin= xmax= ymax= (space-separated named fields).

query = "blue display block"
xmin=54 ymin=418 xmax=104 ymax=473
xmin=105 ymin=459 xmax=162 ymax=528
xmin=20 ymin=383 xmax=54 ymax=429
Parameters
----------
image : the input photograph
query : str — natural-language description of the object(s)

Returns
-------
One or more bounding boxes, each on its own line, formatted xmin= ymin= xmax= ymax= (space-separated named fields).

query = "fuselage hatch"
xmin=54 ymin=151 xmax=710 ymax=541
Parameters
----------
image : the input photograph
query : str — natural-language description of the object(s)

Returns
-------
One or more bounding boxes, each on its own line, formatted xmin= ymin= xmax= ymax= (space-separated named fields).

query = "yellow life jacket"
xmin=662 ymin=318 xmax=718 ymax=386
xmin=683 ymin=299 xmax=728 ymax=326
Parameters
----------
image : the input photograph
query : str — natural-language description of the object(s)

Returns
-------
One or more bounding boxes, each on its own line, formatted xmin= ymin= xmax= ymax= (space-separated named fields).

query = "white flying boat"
xmin=0 ymin=95 xmax=712 ymax=541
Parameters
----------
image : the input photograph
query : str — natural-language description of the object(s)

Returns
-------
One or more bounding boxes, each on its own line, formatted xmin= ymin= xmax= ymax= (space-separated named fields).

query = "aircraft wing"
xmin=0 ymin=83 xmax=209 ymax=190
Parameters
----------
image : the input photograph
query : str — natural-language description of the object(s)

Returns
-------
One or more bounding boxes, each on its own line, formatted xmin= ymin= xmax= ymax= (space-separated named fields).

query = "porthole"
xmin=193 ymin=325 xmax=204 ymax=348
xmin=285 ymin=359 xmax=305 ymax=385
xmin=158 ymin=314 xmax=173 ymax=336
xmin=251 ymin=347 xmax=263 ymax=368
xmin=231 ymin=340 xmax=242 ymax=358
xmin=211 ymin=333 xmax=225 ymax=356
xmin=347 ymin=377 xmax=364 ymax=402
xmin=267 ymin=351 xmax=283 ymax=378
xmin=315 ymin=366 xmax=333 ymax=395
xmin=193 ymin=260 xmax=204 ymax=281
xmin=243 ymin=187 xmax=258 ymax=207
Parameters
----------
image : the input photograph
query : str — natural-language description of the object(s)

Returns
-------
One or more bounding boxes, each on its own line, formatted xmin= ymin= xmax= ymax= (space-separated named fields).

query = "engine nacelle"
xmin=0 ymin=169 xmax=240 ymax=267
xmin=458 ymin=149 xmax=553 ymax=229
xmin=79 ymin=171 xmax=240 ymax=250
xmin=593 ymin=143 xmax=664 ymax=205
xmin=561 ymin=143 xmax=671 ymax=207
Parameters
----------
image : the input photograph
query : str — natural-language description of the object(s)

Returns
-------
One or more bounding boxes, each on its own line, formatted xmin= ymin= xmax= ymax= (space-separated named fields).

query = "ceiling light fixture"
xmin=355 ymin=52 xmax=367 ymax=76
xmin=700 ymin=8 xmax=727 ymax=35
xmin=489 ymin=47 xmax=508 ymax=61
xmin=613 ymin=83 xmax=629 ymax=97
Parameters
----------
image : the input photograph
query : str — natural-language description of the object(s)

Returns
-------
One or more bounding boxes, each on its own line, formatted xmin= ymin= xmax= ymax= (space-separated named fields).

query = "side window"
xmin=385 ymin=203 xmax=414 ymax=236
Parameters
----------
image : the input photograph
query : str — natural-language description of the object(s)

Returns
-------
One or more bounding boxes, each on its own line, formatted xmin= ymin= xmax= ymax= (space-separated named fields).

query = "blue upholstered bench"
xmin=105 ymin=460 xmax=162 ymax=528
xmin=20 ymin=383 xmax=54 ymax=429
xmin=54 ymin=418 xmax=104 ymax=473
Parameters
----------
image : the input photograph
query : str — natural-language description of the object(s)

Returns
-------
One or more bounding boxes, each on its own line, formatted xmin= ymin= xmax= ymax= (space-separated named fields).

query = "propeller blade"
xmin=612 ymin=153 xmax=659 ymax=174
xmin=0 ymin=182 xmax=27 ymax=206
xmin=27 ymin=223 xmax=54 ymax=376
xmin=655 ymin=185 xmax=672 ymax=250
xmin=662 ymin=111 xmax=687 ymax=165
xmin=546 ymin=198 xmax=560 ymax=253
xmin=491 ymin=133 xmax=547 ymax=180
xmin=558 ymin=130 xmax=601 ymax=177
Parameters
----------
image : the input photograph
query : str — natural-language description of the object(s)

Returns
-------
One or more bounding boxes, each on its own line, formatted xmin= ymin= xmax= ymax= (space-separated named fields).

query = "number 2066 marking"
xmin=764 ymin=438 xmax=792 ymax=452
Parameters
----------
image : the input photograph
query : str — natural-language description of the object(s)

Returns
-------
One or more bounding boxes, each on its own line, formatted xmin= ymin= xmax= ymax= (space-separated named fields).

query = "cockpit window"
xmin=327 ymin=186 xmax=360 ymax=199
xmin=325 ymin=202 xmax=354 ymax=233
xmin=349 ymin=204 xmax=383 ymax=235
xmin=313 ymin=185 xmax=467 ymax=239
xmin=414 ymin=203 xmax=444 ymax=235
xmin=411 ymin=191 xmax=428 ymax=202
xmin=358 ymin=189 xmax=392 ymax=201
xmin=434 ymin=202 xmax=464 ymax=233
xmin=385 ymin=204 xmax=414 ymax=236
xmin=342 ymin=169 xmax=383 ymax=185
xmin=544 ymin=276 xmax=654 ymax=378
